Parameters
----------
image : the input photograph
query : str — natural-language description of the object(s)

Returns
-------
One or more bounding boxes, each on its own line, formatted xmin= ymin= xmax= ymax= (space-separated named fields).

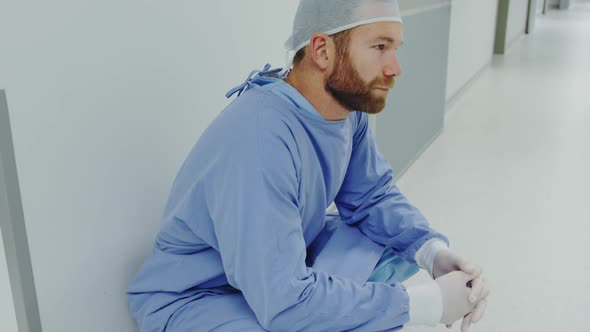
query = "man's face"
xmin=326 ymin=21 xmax=404 ymax=114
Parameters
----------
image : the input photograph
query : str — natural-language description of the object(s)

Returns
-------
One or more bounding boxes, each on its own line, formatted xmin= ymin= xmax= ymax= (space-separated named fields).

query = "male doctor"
xmin=128 ymin=0 xmax=490 ymax=331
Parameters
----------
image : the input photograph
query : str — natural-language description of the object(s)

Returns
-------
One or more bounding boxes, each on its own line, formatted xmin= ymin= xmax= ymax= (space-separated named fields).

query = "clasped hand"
xmin=433 ymin=249 xmax=490 ymax=332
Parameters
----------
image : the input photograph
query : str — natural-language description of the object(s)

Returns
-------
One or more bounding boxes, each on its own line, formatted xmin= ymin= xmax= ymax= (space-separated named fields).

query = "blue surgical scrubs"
xmin=127 ymin=66 xmax=448 ymax=332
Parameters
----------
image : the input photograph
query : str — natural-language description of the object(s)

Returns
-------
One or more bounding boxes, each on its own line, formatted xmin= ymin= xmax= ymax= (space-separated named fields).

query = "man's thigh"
xmin=166 ymin=293 xmax=267 ymax=332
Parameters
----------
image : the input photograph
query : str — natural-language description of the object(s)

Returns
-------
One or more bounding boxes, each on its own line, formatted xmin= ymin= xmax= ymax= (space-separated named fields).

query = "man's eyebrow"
xmin=375 ymin=36 xmax=395 ymax=43
xmin=374 ymin=36 xmax=404 ymax=47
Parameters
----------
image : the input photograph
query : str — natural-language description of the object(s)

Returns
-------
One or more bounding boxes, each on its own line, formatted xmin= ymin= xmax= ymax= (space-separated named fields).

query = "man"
xmin=128 ymin=0 xmax=490 ymax=331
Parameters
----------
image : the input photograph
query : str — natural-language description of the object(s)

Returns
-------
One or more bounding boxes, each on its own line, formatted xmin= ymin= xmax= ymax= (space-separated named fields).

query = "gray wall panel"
xmin=0 ymin=90 xmax=42 ymax=332
xmin=399 ymin=0 xmax=450 ymax=12
xmin=376 ymin=6 xmax=450 ymax=179
xmin=495 ymin=0 xmax=510 ymax=54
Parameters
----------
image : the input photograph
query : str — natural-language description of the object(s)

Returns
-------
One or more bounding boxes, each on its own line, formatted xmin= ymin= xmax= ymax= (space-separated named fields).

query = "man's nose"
xmin=384 ymin=53 xmax=402 ymax=77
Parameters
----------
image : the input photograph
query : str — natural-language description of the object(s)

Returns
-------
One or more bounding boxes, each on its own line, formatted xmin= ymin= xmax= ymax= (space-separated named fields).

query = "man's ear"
xmin=308 ymin=33 xmax=335 ymax=71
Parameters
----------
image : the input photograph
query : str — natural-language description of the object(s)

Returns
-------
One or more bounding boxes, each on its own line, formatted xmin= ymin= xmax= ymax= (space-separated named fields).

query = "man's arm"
xmin=205 ymin=111 xmax=415 ymax=331
xmin=334 ymin=112 xmax=449 ymax=263
xmin=333 ymin=112 xmax=490 ymax=331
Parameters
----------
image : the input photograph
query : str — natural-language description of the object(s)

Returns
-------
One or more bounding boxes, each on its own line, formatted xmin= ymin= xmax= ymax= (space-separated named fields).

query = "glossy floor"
xmin=400 ymin=4 xmax=590 ymax=332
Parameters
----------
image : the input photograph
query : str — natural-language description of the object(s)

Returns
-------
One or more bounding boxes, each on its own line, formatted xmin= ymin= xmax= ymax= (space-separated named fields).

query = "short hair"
xmin=292 ymin=29 xmax=352 ymax=68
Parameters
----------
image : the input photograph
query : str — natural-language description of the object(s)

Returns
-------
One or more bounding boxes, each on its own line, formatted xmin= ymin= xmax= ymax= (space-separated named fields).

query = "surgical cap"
xmin=285 ymin=0 xmax=402 ymax=65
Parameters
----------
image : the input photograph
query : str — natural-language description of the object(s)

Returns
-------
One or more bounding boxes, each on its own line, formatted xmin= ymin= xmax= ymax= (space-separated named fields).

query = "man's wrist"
xmin=405 ymin=280 xmax=443 ymax=326
xmin=415 ymin=238 xmax=449 ymax=276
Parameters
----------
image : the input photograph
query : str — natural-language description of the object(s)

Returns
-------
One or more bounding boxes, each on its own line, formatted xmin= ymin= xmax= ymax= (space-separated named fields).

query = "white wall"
xmin=506 ymin=0 xmax=531 ymax=47
xmin=446 ymin=0 xmax=499 ymax=101
xmin=0 ymin=228 xmax=18 ymax=332
xmin=0 ymin=1 xmax=298 ymax=331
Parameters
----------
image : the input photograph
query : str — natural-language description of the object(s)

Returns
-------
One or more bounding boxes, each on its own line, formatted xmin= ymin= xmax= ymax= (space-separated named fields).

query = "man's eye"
xmin=375 ymin=44 xmax=386 ymax=51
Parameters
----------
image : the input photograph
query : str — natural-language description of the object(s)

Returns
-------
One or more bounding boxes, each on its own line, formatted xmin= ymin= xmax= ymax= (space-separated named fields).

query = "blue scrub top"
xmin=127 ymin=67 xmax=447 ymax=331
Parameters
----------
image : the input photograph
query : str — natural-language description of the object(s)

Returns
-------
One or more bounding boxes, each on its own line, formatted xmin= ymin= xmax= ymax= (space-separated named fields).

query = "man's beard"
xmin=326 ymin=53 xmax=393 ymax=115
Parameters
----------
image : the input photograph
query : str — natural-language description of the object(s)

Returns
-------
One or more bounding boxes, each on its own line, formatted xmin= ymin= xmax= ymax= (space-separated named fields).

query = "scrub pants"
xmin=164 ymin=214 xmax=419 ymax=331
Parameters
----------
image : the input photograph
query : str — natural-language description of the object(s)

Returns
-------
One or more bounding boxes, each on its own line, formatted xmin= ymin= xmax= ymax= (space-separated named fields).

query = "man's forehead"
xmin=351 ymin=21 xmax=404 ymax=42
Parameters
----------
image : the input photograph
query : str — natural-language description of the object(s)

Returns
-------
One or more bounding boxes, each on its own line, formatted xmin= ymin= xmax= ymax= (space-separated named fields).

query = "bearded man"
xmin=127 ymin=1 xmax=490 ymax=331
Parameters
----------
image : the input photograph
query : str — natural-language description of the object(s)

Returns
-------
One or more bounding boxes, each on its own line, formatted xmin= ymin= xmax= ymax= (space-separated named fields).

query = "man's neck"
xmin=284 ymin=70 xmax=351 ymax=121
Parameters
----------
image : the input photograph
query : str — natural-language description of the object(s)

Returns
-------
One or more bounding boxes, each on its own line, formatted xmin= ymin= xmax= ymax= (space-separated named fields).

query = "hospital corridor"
xmin=1 ymin=1 xmax=589 ymax=331
xmin=400 ymin=3 xmax=590 ymax=332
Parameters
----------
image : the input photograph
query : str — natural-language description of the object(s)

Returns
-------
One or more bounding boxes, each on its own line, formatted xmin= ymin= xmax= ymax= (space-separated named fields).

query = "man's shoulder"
xmin=224 ymin=88 xmax=300 ymax=134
